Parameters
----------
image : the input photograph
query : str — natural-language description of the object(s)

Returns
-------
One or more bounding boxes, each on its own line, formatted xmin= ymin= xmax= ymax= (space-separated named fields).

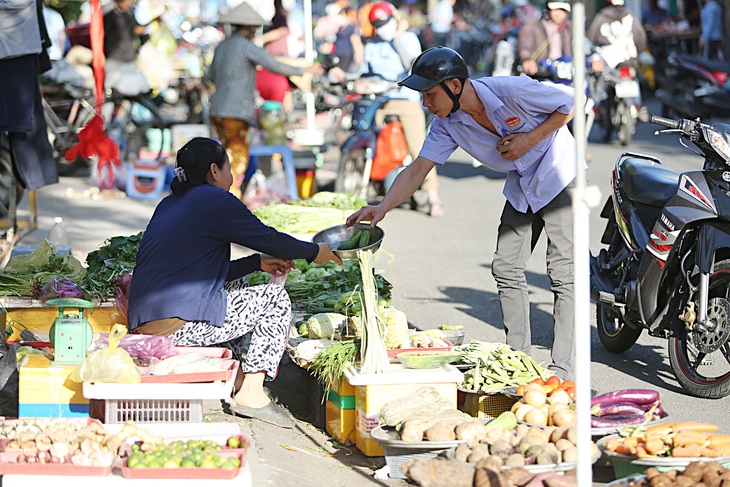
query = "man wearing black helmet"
xmin=347 ymin=46 xmax=580 ymax=379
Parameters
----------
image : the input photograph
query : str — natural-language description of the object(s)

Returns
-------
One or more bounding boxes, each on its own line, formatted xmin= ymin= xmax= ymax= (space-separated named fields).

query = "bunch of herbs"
xmin=81 ymin=232 xmax=143 ymax=299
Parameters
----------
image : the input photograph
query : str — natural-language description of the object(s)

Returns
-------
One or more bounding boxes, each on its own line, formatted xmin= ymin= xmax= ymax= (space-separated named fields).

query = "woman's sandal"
xmin=228 ymin=401 xmax=294 ymax=429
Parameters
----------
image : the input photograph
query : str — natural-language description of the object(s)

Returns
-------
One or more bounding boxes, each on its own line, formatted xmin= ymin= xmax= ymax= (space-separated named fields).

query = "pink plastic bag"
xmin=92 ymin=333 xmax=177 ymax=365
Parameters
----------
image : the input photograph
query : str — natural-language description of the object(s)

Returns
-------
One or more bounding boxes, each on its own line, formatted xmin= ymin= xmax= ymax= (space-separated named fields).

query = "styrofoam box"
xmin=83 ymin=375 xmax=234 ymax=400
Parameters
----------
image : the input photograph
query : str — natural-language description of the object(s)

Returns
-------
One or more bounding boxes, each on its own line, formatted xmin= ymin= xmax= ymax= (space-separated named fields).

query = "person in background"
xmin=398 ymin=0 xmax=426 ymax=36
xmin=587 ymin=0 xmax=647 ymax=67
xmin=42 ymin=0 xmax=66 ymax=61
xmin=357 ymin=0 xmax=376 ymax=41
xmin=314 ymin=1 xmax=363 ymax=83
xmin=348 ymin=47 xmax=579 ymax=379
xmin=699 ymin=0 xmax=725 ymax=60
xmin=103 ymin=0 xmax=165 ymax=89
xmin=430 ymin=0 xmax=455 ymax=47
xmin=517 ymin=0 xmax=572 ymax=76
xmin=362 ymin=1 xmax=445 ymax=216
xmin=511 ymin=0 xmax=542 ymax=24
xmin=128 ymin=137 xmax=342 ymax=429
xmin=206 ymin=2 xmax=321 ymax=200
xmin=255 ymin=0 xmax=295 ymax=113
xmin=641 ymin=0 xmax=672 ymax=29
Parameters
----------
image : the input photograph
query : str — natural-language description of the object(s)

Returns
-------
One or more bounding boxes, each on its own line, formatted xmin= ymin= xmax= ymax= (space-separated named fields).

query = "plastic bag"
xmin=39 ymin=276 xmax=85 ymax=303
xmin=270 ymin=268 xmax=288 ymax=287
xmin=114 ymin=273 xmax=133 ymax=319
xmin=89 ymin=333 xmax=176 ymax=365
xmin=370 ymin=118 xmax=410 ymax=181
xmin=71 ymin=324 xmax=141 ymax=383
xmin=3 ymin=240 xmax=85 ymax=284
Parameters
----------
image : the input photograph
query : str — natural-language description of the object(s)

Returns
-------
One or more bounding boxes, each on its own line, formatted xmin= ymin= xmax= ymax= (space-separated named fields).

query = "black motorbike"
xmin=590 ymin=114 xmax=730 ymax=398
xmin=655 ymin=52 xmax=730 ymax=120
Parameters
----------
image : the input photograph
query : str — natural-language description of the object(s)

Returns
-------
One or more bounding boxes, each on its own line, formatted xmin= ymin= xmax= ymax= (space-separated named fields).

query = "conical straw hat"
xmin=218 ymin=2 xmax=271 ymax=26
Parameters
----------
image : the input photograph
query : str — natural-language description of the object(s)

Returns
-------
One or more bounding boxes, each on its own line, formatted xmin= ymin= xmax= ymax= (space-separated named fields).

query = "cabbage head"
xmin=305 ymin=313 xmax=348 ymax=339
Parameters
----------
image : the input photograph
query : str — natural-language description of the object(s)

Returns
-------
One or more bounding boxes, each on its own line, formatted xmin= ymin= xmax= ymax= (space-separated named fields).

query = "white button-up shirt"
xmin=420 ymin=76 xmax=580 ymax=213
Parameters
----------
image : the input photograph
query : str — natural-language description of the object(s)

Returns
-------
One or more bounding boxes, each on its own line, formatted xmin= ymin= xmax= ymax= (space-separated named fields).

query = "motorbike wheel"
xmin=335 ymin=148 xmax=370 ymax=197
xmin=668 ymin=259 xmax=730 ymax=398
xmin=596 ymin=304 xmax=643 ymax=353
xmin=616 ymin=102 xmax=633 ymax=146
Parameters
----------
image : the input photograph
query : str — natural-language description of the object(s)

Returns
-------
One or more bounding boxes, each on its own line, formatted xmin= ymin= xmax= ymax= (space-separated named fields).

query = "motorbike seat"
xmin=619 ymin=158 xmax=679 ymax=208
xmin=674 ymin=54 xmax=730 ymax=75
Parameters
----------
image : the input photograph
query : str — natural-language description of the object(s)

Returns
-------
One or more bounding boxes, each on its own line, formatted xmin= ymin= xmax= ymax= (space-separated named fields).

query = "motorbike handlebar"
xmin=649 ymin=114 xmax=681 ymax=129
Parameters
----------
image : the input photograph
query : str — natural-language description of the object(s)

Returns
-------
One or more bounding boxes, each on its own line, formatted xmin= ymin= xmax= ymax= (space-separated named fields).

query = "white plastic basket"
xmin=99 ymin=398 xmax=204 ymax=424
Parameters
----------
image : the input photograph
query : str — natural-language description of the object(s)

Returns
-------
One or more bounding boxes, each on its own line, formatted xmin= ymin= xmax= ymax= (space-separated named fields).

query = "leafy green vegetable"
xmin=288 ymin=192 xmax=367 ymax=211
xmin=253 ymin=204 xmax=348 ymax=234
xmin=0 ymin=240 xmax=85 ymax=297
xmin=82 ymin=232 xmax=143 ymax=299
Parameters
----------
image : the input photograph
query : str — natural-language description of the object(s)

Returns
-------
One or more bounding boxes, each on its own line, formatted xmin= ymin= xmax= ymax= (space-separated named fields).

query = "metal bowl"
xmin=312 ymin=223 xmax=384 ymax=260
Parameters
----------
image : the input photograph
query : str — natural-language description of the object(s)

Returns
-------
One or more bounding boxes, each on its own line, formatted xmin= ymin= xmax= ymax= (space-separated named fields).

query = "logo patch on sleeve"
xmin=505 ymin=117 xmax=520 ymax=127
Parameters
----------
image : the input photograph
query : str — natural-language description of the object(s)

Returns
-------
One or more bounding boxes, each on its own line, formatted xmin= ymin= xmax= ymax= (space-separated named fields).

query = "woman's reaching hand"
xmin=260 ymin=255 xmax=296 ymax=274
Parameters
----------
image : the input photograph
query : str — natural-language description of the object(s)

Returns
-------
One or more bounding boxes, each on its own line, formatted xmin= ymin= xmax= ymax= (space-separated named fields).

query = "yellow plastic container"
xmin=344 ymin=364 xmax=463 ymax=457
xmin=0 ymin=297 xmax=124 ymax=342
xmin=18 ymin=355 xmax=89 ymax=418
xmin=296 ymin=169 xmax=317 ymax=199
xmin=326 ymin=400 xmax=356 ymax=444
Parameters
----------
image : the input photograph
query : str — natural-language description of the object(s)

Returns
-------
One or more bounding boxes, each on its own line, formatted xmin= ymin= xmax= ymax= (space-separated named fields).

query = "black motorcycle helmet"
xmin=399 ymin=46 xmax=469 ymax=113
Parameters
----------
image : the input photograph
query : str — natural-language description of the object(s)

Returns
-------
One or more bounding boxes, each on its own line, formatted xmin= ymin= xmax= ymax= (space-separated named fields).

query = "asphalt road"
xmin=9 ymin=98 xmax=729 ymax=485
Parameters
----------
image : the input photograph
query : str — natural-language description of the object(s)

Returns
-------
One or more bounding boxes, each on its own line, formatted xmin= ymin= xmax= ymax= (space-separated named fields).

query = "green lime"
xmin=163 ymin=459 xmax=181 ymax=469
xmin=220 ymin=459 xmax=238 ymax=470
xmin=147 ymin=460 xmax=163 ymax=468
xmin=199 ymin=459 xmax=217 ymax=469
xmin=180 ymin=459 xmax=197 ymax=468
xmin=226 ymin=436 xmax=241 ymax=449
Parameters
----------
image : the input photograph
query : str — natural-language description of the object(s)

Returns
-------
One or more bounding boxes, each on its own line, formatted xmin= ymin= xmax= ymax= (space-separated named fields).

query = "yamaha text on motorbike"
xmin=591 ymin=114 xmax=730 ymax=398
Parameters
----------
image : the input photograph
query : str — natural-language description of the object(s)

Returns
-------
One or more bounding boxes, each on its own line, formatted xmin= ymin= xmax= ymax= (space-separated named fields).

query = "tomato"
xmin=515 ymin=385 xmax=525 ymax=395
xmin=530 ymin=378 xmax=545 ymax=386
xmin=562 ymin=380 xmax=576 ymax=389
xmin=545 ymin=375 xmax=562 ymax=386
xmin=564 ymin=386 xmax=577 ymax=399
xmin=547 ymin=385 xmax=565 ymax=396
xmin=542 ymin=384 xmax=557 ymax=394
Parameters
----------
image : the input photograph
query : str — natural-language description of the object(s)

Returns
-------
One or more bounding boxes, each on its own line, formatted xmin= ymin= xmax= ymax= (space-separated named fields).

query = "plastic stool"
xmin=248 ymin=145 xmax=299 ymax=200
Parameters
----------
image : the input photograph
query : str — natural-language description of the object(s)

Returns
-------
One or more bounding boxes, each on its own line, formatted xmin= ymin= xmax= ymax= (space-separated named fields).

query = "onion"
xmin=524 ymin=388 xmax=547 ymax=408
xmin=549 ymin=389 xmax=571 ymax=405
xmin=552 ymin=408 xmax=577 ymax=427
xmin=515 ymin=403 xmax=535 ymax=422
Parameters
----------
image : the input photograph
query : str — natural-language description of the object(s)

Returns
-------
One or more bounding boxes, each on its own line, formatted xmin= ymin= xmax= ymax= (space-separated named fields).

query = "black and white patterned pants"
xmin=171 ymin=278 xmax=291 ymax=381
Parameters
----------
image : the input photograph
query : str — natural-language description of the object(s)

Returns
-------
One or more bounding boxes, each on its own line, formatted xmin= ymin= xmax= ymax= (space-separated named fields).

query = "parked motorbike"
xmin=590 ymin=54 xmax=648 ymax=146
xmin=334 ymin=75 xmax=427 ymax=210
xmin=590 ymin=114 xmax=730 ymax=398
xmin=655 ymin=52 xmax=730 ymax=120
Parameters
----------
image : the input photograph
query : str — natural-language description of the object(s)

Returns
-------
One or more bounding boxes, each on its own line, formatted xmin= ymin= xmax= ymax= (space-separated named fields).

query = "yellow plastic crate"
xmin=19 ymin=355 xmax=89 ymax=418
xmin=325 ymin=400 xmax=356 ymax=444
xmin=0 ymin=297 xmax=124 ymax=341
xmin=461 ymin=390 xmax=519 ymax=418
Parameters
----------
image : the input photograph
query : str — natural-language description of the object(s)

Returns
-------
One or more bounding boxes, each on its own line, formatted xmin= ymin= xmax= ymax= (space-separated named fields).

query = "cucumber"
xmin=358 ymin=229 xmax=370 ymax=248
xmin=338 ymin=230 xmax=362 ymax=250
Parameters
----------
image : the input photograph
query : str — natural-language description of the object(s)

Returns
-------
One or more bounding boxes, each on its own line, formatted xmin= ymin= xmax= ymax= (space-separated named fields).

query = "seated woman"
xmin=127 ymin=137 xmax=341 ymax=428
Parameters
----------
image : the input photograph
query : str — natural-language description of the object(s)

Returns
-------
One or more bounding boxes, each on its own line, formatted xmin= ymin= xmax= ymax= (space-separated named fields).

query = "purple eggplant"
xmin=638 ymin=399 xmax=665 ymax=416
xmin=591 ymin=414 xmax=649 ymax=429
xmin=591 ymin=401 xmax=647 ymax=417
xmin=590 ymin=389 xmax=660 ymax=407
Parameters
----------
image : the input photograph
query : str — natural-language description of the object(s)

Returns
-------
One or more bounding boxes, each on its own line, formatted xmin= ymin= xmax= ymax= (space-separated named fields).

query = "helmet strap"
xmin=440 ymin=79 xmax=463 ymax=113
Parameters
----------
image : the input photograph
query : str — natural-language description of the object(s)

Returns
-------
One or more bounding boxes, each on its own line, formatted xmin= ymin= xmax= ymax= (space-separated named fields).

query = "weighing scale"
xmin=46 ymin=298 xmax=95 ymax=364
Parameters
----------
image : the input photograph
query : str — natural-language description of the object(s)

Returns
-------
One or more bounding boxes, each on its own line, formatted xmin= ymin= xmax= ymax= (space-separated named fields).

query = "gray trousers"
xmin=491 ymin=187 xmax=575 ymax=379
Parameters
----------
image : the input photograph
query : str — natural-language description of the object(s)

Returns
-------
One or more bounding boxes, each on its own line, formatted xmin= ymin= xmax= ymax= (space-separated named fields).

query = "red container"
xmin=117 ymin=449 xmax=246 ymax=479
xmin=66 ymin=23 xmax=91 ymax=49
xmin=139 ymin=358 xmax=238 ymax=384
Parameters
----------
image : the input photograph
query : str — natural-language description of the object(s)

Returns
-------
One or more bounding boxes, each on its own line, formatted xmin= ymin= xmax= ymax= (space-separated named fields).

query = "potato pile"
xmin=452 ymin=423 xmax=598 ymax=468
xmin=402 ymin=456 xmax=579 ymax=487
xmin=629 ymin=462 xmax=730 ymax=487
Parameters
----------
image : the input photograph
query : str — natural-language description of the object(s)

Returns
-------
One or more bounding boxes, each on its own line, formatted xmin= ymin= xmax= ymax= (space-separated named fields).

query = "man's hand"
xmin=260 ymin=255 xmax=296 ymax=274
xmin=346 ymin=205 xmax=387 ymax=227
xmin=496 ymin=133 xmax=533 ymax=160
xmin=521 ymin=59 xmax=538 ymax=75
